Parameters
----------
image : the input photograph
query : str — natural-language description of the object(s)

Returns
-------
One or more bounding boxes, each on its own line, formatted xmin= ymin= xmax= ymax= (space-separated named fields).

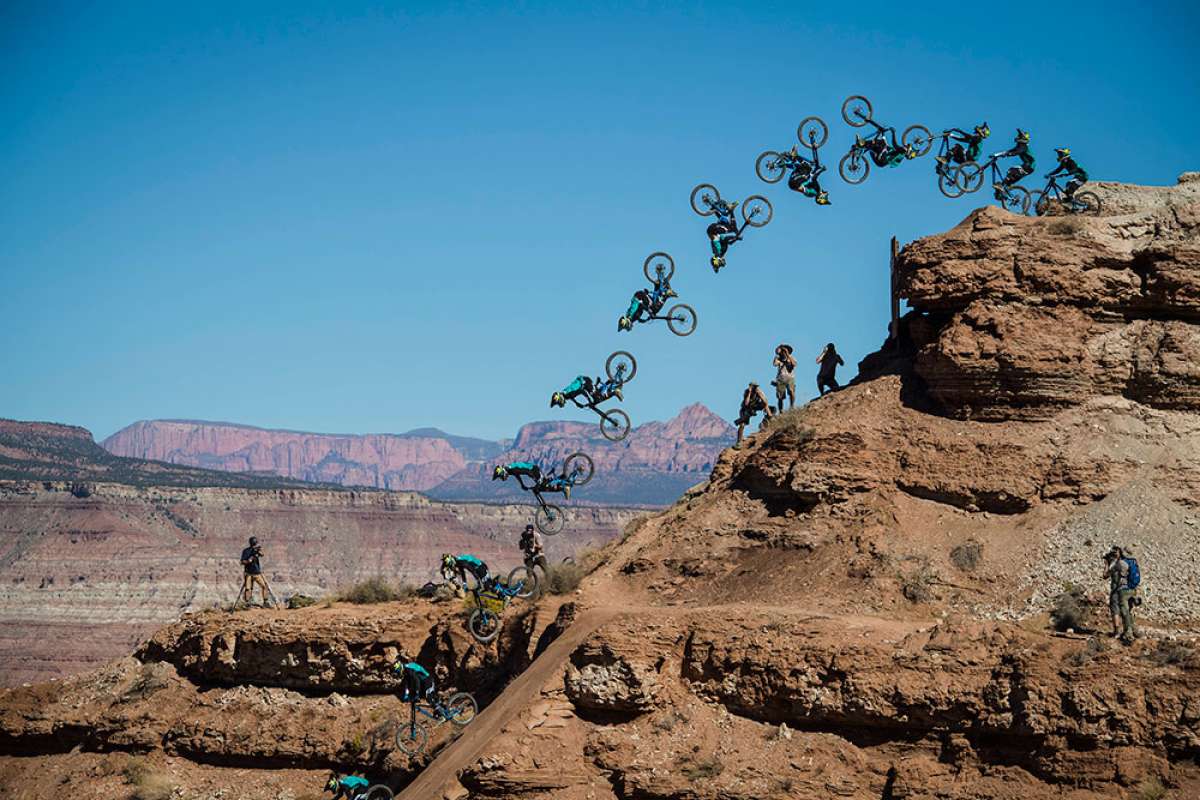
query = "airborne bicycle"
xmin=551 ymin=351 xmax=637 ymax=441
xmin=953 ymin=155 xmax=1033 ymax=215
xmin=391 ymin=690 xmax=478 ymax=756
xmin=837 ymin=95 xmax=927 ymax=185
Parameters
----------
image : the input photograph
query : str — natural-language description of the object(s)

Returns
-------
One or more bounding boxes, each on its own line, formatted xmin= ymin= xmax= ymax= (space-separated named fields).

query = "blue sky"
xmin=2 ymin=1 xmax=1197 ymax=440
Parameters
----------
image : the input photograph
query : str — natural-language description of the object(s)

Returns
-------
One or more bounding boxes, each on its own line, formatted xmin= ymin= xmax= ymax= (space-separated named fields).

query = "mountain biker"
xmin=817 ymin=342 xmax=844 ymax=396
xmin=618 ymin=266 xmax=676 ymax=331
xmin=441 ymin=553 xmax=491 ymax=589
xmin=990 ymin=129 xmax=1035 ymax=200
xmin=771 ymin=343 xmax=797 ymax=410
xmin=551 ymin=373 xmax=624 ymax=408
xmin=493 ymin=462 xmax=542 ymax=483
xmin=708 ymin=198 xmax=741 ymax=272
xmin=784 ymin=146 xmax=831 ymax=205
xmin=324 ymin=773 xmax=371 ymax=799
xmin=1046 ymin=147 xmax=1089 ymax=202
xmin=856 ymin=119 xmax=916 ymax=168
xmin=536 ymin=471 xmax=575 ymax=501
xmin=519 ymin=523 xmax=548 ymax=572
xmin=735 ymin=381 xmax=774 ymax=443
xmin=394 ymin=659 xmax=444 ymax=722
xmin=936 ymin=122 xmax=989 ymax=167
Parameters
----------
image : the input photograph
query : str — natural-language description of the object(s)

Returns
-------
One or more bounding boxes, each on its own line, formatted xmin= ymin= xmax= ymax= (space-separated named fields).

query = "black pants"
xmin=818 ymin=374 xmax=840 ymax=395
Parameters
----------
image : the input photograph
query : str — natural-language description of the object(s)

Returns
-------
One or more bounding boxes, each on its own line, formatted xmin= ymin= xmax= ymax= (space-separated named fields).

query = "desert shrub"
xmin=121 ymin=756 xmax=149 ymax=785
xmin=949 ymin=540 xmax=983 ymax=572
xmin=1143 ymin=640 xmax=1195 ymax=668
xmin=1047 ymin=217 xmax=1085 ymax=236
xmin=1135 ymin=777 xmax=1167 ymax=800
xmin=621 ymin=513 xmax=652 ymax=543
xmin=1051 ymin=585 xmax=1088 ymax=632
xmin=652 ymin=710 xmax=690 ymax=732
xmin=543 ymin=560 xmax=588 ymax=595
xmin=287 ymin=593 xmax=318 ymax=609
xmin=678 ymin=756 xmax=724 ymax=782
xmin=122 ymin=665 xmax=171 ymax=702
xmin=1064 ymin=636 xmax=1107 ymax=668
xmin=901 ymin=565 xmax=937 ymax=603
xmin=344 ymin=732 xmax=366 ymax=756
xmin=131 ymin=772 xmax=175 ymax=800
xmin=337 ymin=577 xmax=415 ymax=604
xmin=763 ymin=409 xmax=815 ymax=440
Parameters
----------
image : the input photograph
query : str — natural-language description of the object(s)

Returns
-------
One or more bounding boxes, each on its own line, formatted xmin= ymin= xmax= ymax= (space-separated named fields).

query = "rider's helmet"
xmin=441 ymin=553 xmax=456 ymax=574
xmin=1016 ymin=128 xmax=1030 ymax=143
xmin=550 ymin=392 xmax=565 ymax=408
xmin=492 ymin=465 xmax=508 ymax=481
xmin=1055 ymin=147 xmax=1071 ymax=160
xmin=325 ymin=774 xmax=339 ymax=793
xmin=975 ymin=122 xmax=990 ymax=138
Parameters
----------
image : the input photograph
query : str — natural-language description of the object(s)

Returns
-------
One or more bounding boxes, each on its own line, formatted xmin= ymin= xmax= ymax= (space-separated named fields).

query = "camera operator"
xmin=240 ymin=536 xmax=270 ymax=606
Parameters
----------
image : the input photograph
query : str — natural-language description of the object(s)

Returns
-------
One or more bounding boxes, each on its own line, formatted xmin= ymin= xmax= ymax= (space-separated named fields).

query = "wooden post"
xmin=888 ymin=236 xmax=900 ymax=340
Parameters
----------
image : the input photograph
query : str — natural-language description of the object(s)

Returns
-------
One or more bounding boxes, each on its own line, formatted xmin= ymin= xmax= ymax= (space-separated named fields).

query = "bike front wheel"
xmin=689 ymin=183 xmax=720 ymax=216
xmin=394 ymin=720 xmax=428 ymax=756
xmin=562 ymin=452 xmax=594 ymax=485
xmin=1075 ymin=191 xmax=1101 ymax=216
xmin=938 ymin=167 xmax=964 ymax=198
xmin=956 ymin=162 xmax=985 ymax=193
xmin=506 ymin=565 xmax=539 ymax=598
xmin=841 ymin=95 xmax=872 ymax=127
xmin=599 ymin=408 xmax=631 ymax=442
xmin=666 ymin=303 xmax=697 ymax=337
xmin=902 ymin=125 xmax=933 ymax=158
xmin=754 ymin=151 xmax=785 ymax=184
xmin=741 ymin=195 xmax=772 ymax=227
xmin=445 ymin=692 xmax=478 ymax=727
xmin=642 ymin=251 xmax=675 ymax=283
xmin=797 ymin=116 xmax=829 ymax=148
xmin=535 ymin=502 xmax=566 ymax=535
xmin=605 ymin=350 xmax=637 ymax=384
xmin=1032 ymin=190 xmax=1051 ymax=217
xmin=364 ymin=786 xmax=394 ymax=800
xmin=839 ymin=151 xmax=869 ymax=185
xmin=1001 ymin=186 xmax=1031 ymax=215
xmin=468 ymin=608 xmax=502 ymax=643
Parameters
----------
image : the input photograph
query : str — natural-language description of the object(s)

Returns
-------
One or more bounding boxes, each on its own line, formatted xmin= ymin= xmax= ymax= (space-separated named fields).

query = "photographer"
xmin=240 ymin=536 xmax=270 ymax=607
xmin=1103 ymin=545 xmax=1140 ymax=644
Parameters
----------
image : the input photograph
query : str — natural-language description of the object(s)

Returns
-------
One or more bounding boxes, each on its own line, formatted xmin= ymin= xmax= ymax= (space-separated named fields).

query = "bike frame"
xmin=1038 ymin=175 xmax=1088 ymax=209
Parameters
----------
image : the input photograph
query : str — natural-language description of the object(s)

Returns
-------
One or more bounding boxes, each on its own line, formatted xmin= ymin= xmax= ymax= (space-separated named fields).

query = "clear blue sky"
xmin=2 ymin=1 xmax=1196 ymax=441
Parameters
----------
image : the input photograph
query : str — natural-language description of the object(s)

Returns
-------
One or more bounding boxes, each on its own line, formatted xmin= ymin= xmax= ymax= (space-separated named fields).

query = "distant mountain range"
xmin=102 ymin=404 xmax=734 ymax=506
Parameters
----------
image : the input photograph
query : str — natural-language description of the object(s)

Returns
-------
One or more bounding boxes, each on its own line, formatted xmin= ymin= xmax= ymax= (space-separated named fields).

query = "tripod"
xmin=234 ymin=573 xmax=281 ymax=609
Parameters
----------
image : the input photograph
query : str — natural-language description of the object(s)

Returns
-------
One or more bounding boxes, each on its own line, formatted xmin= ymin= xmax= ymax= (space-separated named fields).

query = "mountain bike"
xmin=905 ymin=130 xmax=974 ymax=198
xmin=553 ymin=352 xmax=638 ymax=441
xmin=464 ymin=573 xmax=536 ymax=643
xmin=513 ymin=452 xmax=594 ymax=534
xmin=953 ymin=155 xmax=1032 ymax=214
xmin=754 ymin=115 xmax=828 ymax=184
xmin=837 ymin=95 xmax=927 ymax=185
xmin=689 ymin=183 xmax=772 ymax=269
xmin=620 ymin=252 xmax=697 ymax=336
xmin=392 ymin=691 xmax=478 ymax=756
xmin=1031 ymin=175 xmax=1101 ymax=217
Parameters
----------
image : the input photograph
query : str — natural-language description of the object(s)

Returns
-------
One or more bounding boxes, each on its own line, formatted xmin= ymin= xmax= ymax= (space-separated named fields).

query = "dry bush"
xmin=763 ymin=409 xmax=815 ymax=441
xmin=1048 ymin=217 xmax=1085 ymax=236
xmin=1064 ymin=636 xmax=1107 ymax=668
xmin=1143 ymin=640 xmax=1196 ymax=668
xmin=543 ymin=560 xmax=588 ymax=595
xmin=949 ymin=540 xmax=983 ymax=572
xmin=287 ymin=593 xmax=318 ymax=609
xmin=123 ymin=758 xmax=175 ymax=800
xmin=121 ymin=665 xmax=171 ymax=703
xmin=337 ymin=577 xmax=415 ymax=604
xmin=621 ymin=513 xmax=653 ymax=543
xmin=678 ymin=755 xmax=724 ymax=782
xmin=121 ymin=756 xmax=149 ymax=785
xmin=651 ymin=709 xmax=690 ymax=732
xmin=1135 ymin=777 xmax=1167 ymax=800
xmin=1051 ymin=585 xmax=1088 ymax=632
xmin=901 ymin=564 xmax=937 ymax=603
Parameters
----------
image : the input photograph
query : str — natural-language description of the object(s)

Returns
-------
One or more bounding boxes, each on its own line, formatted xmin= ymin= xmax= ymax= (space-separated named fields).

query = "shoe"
xmin=618 ymin=316 xmax=630 ymax=332
xmin=816 ymin=192 xmax=830 ymax=206
xmin=665 ymin=288 xmax=677 ymax=298
xmin=855 ymin=134 xmax=864 ymax=147
xmin=905 ymin=145 xmax=917 ymax=159
xmin=563 ymin=485 xmax=571 ymax=500
xmin=935 ymin=155 xmax=947 ymax=164
xmin=613 ymin=387 xmax=623 ymax=401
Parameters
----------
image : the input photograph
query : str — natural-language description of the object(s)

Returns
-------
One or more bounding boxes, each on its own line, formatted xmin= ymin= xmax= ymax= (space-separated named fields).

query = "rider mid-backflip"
xmin=784 ymin=145 xmax=831 ymax=205
xmin=990 ymin=128 xmax=1035 ymax=200
xmin=856 ymin=116 xmax=917 ymax=168
xmin=493 ymin=461 xmax=576 ymax=499
xmin=551 ymin=374 xmax=622 ymax=408
xmin=441 ymin=553 xmax=491 ymax=589
xmin=936 ymin=122 xmax=989 ymax=167
xmin=707 ymin=197 xmax=741 ymax=272
xmin=1046 ymin=147 xmax=1088 ymax=202
xmin=618 ymin=262 xmax=676 ymax=331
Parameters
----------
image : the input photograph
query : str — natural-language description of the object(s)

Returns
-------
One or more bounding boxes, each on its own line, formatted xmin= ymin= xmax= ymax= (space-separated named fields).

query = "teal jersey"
xmin=509 ymin=461 xmax=536 ymax=470
xmin=340 ymin=776 xmax=370 ymax=790
xmin=455 ymin=554 xmax=483 ymax=569
xmin=404 ymin=662 xmax=429 ymax=678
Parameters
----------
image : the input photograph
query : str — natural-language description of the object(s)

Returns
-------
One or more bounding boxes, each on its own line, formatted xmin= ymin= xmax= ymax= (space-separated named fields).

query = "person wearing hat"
xmin=735 ymin=380 xmax=774 ymax=443
xmin=1103 ymin=545 xmax=1137 ymax=643
xmin=239 ymin=536 xmax=270 ymax=606
xmin=816 ymin=343 xmax=844 ymax=396
xmin=519 ymin=523 xmax=547 ymax=574
xmin=771 ymin=344 xmax=798 ymax=410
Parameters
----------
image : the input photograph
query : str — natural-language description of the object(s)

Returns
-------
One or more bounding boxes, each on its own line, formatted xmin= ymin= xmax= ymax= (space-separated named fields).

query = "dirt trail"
xmin=394 ymin=607 xmax=618 ymax=800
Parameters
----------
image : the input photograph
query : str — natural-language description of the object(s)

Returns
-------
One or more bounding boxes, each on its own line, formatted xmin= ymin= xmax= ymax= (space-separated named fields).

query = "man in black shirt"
xmin=816 ymin=343 xmax=844 ymax=396
xmin=239 ymin=536 xmax=270 ymax=606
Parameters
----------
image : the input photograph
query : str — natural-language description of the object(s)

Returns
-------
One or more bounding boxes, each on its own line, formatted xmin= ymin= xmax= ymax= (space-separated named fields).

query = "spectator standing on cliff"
xmin=1104 ymin=545 xmax=1139 ymax=644
xmin=519 ymin=523 xmax=548 ymax=574
xmin=735 ymin=381 xmax=774 ymax=444
xmin=816 ymin=342 xmax=844 ymax=396
xmin=771 ymin=344 xmax=797 ymax=410
xmin=239 ymin=536 xmax=270 ymax=606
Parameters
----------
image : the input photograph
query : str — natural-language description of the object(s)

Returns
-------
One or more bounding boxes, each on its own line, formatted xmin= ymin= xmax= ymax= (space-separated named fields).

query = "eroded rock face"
xmin=897 ymin=176 xmax=1200 ymax=419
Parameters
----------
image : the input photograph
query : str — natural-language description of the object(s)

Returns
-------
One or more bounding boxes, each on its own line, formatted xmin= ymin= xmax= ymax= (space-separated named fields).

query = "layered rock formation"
xmin=431 ymin=403 xmax=734 ymax=506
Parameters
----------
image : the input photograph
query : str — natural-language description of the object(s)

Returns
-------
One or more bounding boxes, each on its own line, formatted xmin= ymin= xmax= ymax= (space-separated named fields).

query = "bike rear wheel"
xmin=797 ymin=116 xmax=829 ymax=148
xmin=755 ymin=151 xmax=785 ymax=184
xmin=605 ymin=350 xmax=637 ymax=384
xmin=666 ymin=303 xmax=697 ymax=337
xmin=535 ymin=502 xmax=566 ymax=535
xmin=741 ymin=195 xmax=772 ymax=227
xmin=1001 ymin=186 xmax=1031 ymax=215
xmin=956 ymin=162 xmax=985 ymax=193
xmin=938 ymin=167 xmax=964 ymax=198
xmin=841 ymin=95 xmax=872 ymax=127
xmin=599 ymin=408 xmax=631 ymax=442
xmin=562 ymin=452 xmax=594 ymax=485
xmin=642 ymin=251 xmax=675 ymax=283
xmin=445 ymin=692 xmax=478 ymax=727
xmin=468 ymin=607 xmax=502 ymax=643
xmin=394 ymin=720 xmax=428 ymax=756
xmin=506 ymin=565 xmax=539 ymax=598
xmin=902 ymin=125 xmax=933 ymax=158
xmin=365 ymin=786 xmax=394 ymax=800
xmin=1075 ymin=191 xmax=1101 ymax=216
xmin=689 ymin=183 xmax=720 ymax=216
xmin=839 ymin=151 xmax=869 ymax=185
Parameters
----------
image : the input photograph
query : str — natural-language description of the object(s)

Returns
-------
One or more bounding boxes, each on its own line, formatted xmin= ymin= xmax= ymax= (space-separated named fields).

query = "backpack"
xmin=1124 ymin=557 xmax=1141 ymax=590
